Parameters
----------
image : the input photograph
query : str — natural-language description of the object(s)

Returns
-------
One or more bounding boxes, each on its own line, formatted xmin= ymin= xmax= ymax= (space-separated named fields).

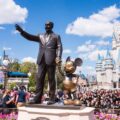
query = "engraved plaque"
xmin=31 ymin=117 xmax=50 ymax=120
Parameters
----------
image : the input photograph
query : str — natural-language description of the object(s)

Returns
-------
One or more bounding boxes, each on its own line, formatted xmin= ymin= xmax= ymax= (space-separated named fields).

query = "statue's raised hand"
xmin=15 ymin=24 xmax=23 ymax=32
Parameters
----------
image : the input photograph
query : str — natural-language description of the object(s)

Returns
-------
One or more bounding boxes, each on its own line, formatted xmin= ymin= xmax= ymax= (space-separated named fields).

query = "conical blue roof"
xmin=101 ymin=55 xmax=104 ymax=60
xmin=97 ymin=54 xmax=102 ymax=63
xmin=97 ymin=54 xmax=102 ymax=61
xmin=106 ymin=50 xmax=111 ymax=59
xmin=97 ymin=54 xmax=101 ymax=61
xmin=105 ymin=50 xmax=114 ymax=66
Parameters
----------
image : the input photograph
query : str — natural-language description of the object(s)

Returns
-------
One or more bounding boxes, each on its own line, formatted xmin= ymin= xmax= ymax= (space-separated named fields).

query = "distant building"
xmin=96 ymin=23 xmax=120 ymax=89
xmin=0 ymin=50 xmax=29 ymax=89
xmin=7 ymin=72 xmax=29 ymax=89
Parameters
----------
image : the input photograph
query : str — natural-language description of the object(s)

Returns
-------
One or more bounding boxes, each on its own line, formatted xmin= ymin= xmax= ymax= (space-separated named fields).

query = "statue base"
xmin=18 ymin=104 xmax=95 ymax=120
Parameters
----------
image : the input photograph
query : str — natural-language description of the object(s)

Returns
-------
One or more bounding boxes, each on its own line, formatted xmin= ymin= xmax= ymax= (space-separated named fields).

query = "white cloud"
xmin=77 ymin=44 xmax=96 ymax=53
xmin=78 ymin=53 xmax=88 ymax=61
xmin=22 ymin=57 xmax=36 ymax=63
xmin=85 ymin=40 xmax=92 ymax=45
xmin=63 ymin=49 xmax=72 ymax=54
xmin=95 ymin=40 xmax=110 ymax=46
xmin=78 ymin=48 xmax=107 ymax=62
xmin=77 ymin=39 xmax=109 ymax=54
xmin=0 ymin=0 xmax=28 ymax=24
xmin=66 ymin=5 xmax=120 ymax=38
xmin=3 ymin=47 xmax=12 ymax=51
xmin=88 ymin=49 xmax=107 ymax=61
xmin=81 ymin=66 xmax=96 ymax=75
xmin=12 ymin=30 xmax=19 ymax=34
xmin=0 ymin=26 xmax=5 ymax=30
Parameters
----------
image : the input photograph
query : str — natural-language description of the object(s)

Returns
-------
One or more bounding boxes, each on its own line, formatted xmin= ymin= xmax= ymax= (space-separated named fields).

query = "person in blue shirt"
xmin=16 ymin=86 xmax=26 ymax=107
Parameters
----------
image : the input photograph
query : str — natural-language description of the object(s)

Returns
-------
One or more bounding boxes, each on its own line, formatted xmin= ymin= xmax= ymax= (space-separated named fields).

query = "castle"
xmin=96 ymin=23 xmax=120 ymax=89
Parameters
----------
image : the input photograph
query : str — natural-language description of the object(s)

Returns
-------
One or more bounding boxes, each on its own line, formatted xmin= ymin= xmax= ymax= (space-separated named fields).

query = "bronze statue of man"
xmin=15 ymin=21 xmax=63 ymax=105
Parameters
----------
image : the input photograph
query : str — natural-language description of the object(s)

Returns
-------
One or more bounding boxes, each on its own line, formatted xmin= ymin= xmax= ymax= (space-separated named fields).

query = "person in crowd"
xmin=2 ymin=89 xmax=16 ymax=108
xmin=15 ymin=86 xmax=27 ymax=107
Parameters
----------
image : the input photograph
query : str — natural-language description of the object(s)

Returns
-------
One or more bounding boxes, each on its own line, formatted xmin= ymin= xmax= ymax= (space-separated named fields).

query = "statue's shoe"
xmin=27 ymin=100 xmax=41 ymax=104
xmin=47 ymin=100 xmax=56 ymax=105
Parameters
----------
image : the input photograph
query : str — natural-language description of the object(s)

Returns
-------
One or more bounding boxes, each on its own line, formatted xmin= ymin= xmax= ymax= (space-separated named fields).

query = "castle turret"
xmin=112 ymin=24 xmax=120 ymax=62
xmin=96 ymin=54 xmax=102 ymax=83
xmin=115 ymin=49 xmax=120 ymax=88
xmin=3 ymin=50 xmax=6 ymax=60
xmin=104 ymin=50 xmax=113 ymax=88
xmin=2 ymin=50 xmax=9 ymax=60
xmin=95 ymin=23 xmax=120 ymax=89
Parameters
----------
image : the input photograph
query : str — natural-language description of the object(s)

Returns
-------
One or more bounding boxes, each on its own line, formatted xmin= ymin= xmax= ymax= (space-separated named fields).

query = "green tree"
xmin=8 ymin=82 xmax=17 ymax=90
xmin=29 ymin=86 xmax=36 ymax=92
xmin=9 ymin=59 xmax=20 ymax=72
xmin=56 ymin=64 xmax=64 ymax=90
xmin=28 ymin=71 xmax=36 ymax=88
xmin=0 ymin=84 xmax=3 ymax=89
xmin=20 ymin=62 xmax=36 ymax=73
xmin=20 ymin=62 xmax=37 ymax=88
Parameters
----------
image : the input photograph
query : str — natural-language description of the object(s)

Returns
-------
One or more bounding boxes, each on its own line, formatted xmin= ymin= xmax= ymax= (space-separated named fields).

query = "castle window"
xmin=113 ymin=82 xmax=116 ymax=88
xmin=118 ymin=78 xmax=120 ymax=88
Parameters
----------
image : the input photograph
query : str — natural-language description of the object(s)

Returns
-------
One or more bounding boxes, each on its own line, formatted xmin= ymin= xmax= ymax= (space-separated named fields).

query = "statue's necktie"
xmin=45 ymin=34 xmax=50 ymax=43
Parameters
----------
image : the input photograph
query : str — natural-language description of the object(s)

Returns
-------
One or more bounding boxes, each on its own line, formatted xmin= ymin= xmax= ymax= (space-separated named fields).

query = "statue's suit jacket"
xmin=20 ymin=31 xmax=63 ymax=65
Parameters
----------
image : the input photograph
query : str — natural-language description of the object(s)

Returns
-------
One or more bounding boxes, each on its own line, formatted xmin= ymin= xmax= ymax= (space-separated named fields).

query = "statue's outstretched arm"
xmin=15 ymin=24 xmax=39 ymax=42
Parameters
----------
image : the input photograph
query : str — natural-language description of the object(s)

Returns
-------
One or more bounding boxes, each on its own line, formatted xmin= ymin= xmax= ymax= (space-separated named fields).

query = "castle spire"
xmin=106 ymin=49 xmax=111 ymax=59
xmin=97 ymin=54 xmax=102 ymax=63
xmin=3 ymin=50 xmax=6 ymax=60
xmin=104 ymin=50 xmax=113 ymax=69
xmin=96 ymin=54 xmax=102 ymax=72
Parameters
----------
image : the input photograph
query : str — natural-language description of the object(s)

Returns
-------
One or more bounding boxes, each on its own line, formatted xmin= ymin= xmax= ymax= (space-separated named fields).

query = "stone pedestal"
xmin=18 ymin=104 xmax=95 ymax=120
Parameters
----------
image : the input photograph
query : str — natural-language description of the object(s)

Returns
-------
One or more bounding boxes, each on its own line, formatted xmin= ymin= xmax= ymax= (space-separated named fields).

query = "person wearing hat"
xmin=15 ymin=21 xmax=63 ymax=105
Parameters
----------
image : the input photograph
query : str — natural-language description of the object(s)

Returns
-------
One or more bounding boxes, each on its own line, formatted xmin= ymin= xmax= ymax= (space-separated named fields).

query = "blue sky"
xmin=0 ymin=0 xmax=120 ymax=75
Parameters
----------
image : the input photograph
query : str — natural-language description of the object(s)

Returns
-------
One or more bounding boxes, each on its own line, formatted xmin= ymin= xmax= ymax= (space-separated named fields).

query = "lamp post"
xmin=2 ymin=59 xmax=10 ymax=89
xmin=28 ymin=72 xmax=31 ymax=77
xmin=27 ymin=72 xmax=32 ymax=90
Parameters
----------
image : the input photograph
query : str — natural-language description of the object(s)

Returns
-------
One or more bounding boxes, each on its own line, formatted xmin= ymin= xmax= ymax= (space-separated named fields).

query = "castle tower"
xmin=2 ymin=50 xmax=9 ymax=60
xmin=96 ymin=54 xmax=102 ymax=84
xmin=115 ymin=49 xmax=120 ymax=88
xmin=3 ymin=50 xmax=6 ymax=60
xmin=112 ymin=23 xmax=120 ymax=62
xmin=104 ymin=50 xmax=114 ymax=89
xmin=95 ymin=23 xmax=120 ymax=89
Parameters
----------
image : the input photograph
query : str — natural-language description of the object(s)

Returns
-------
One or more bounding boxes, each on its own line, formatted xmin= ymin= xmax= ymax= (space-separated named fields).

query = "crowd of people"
xmin=43 ymin=88 xmax=120 ymax=114
xmin=0 ymin=86 xmax=120 ymax=115
xmin=75 ymin=89 xmax=120 ymax=109
xmin=0 ymin=86 xmax=27 ymax=110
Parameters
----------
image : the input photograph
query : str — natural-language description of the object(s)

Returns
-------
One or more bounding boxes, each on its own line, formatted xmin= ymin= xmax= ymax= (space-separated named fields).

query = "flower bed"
xmin=94 ymin=112 xmax=120 ymax=120
xmin=0 ymin=113 xmax=18 ymax=120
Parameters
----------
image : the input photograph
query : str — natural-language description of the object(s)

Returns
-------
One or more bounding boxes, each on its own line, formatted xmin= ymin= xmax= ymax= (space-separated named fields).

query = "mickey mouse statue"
xmin=63 ymin=56 xmax=83 ymax=105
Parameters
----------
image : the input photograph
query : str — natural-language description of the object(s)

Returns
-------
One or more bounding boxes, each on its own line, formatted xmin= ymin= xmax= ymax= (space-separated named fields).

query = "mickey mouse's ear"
xmin=66 ymin=56 xmax=71 ymax=62
xmin=74 ymin=58 xmax=83 ymax=66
